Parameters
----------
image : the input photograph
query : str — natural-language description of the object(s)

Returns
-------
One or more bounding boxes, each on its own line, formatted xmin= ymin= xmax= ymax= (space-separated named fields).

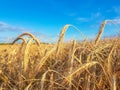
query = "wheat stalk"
xmin=13 ymin=32 xmax=40 ymax=46
xmin=56 ymin=24 xmax=87 ymax=57
xmin=23 ymin=38 xmax=33 ymax=72
xmin=69 ymin=40 xmax=76 ymax=90
xmin=12 ymin=37 xmax=27 ymax=45
xmin=56 ymin=24 xmax=70 ymax=56
xmin=95 ymin=20 xmax=107 ymax=45
xmin=112 ymin=75 xmax=117 ymax=90
xmin=34 ymin=47 xmax=56 ymax=75
xmin=48 ymin=73 xmax=54 ymax=90
xmin=41 ymin=70 xmax=77 ymax=90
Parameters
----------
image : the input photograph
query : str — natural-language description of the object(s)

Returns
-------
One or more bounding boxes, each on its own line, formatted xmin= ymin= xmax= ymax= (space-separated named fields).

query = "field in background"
xmin=0 ymin=20 xmax=120 ymax=90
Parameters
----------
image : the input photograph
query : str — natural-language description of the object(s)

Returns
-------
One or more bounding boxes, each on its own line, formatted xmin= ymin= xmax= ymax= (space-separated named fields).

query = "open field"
xmin=0 ymin=21 xmax=120 ymax=90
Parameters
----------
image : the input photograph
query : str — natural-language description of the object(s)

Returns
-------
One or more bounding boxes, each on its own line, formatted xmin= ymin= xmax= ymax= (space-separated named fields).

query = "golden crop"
xmin=0 ymin=20 xmax=120 ymax=90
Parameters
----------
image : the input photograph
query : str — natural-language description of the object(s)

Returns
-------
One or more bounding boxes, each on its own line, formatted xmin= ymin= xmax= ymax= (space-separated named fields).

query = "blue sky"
xmin=0 ymin=0 xmax=120 ymax=42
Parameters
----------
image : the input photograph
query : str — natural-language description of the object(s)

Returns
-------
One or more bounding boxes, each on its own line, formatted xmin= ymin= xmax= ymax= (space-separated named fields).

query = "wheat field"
xmin=0 ymin=20 xmax=120 ymax=90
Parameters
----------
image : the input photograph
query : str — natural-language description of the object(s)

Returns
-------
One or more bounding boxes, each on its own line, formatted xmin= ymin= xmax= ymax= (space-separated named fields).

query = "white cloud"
xmin=0 ymin=21 xmax=29 ymax=32
xmin=90 ymin=12 xmax=103 ymax=20
xmin=76 ymin=12 xmax=103 ymax=23
xmin=107 ymin=18 xmax=120 ymax=25
xmin=0 ymin=21 xmax=32 ymax=42
xmin=76 ymin=17 xmax=89 ymax=22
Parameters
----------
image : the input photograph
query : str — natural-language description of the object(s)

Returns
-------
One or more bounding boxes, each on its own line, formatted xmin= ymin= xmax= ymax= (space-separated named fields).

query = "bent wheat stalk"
xmin=62 ymin=61 xmax=111 ymax=87
xmin=12 ymin=37 xmax=27 ymax=45
xmin=13 ymin=32 xmax=40 ymax=46
xmin=41 ymin=70 xmax=77 ymax=90
xmin=56 ymin=24 xmax=87 ymax=56
xmin=34 ymin=47 xmax=56 ymax=75
xmin=56 ymin=24 xmax=70 ymax=56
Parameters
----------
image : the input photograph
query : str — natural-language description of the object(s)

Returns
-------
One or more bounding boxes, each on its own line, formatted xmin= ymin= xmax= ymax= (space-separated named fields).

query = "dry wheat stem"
xmin=41 ymin=69 xmax=77 ymax=90
xmin=13 ymin=32 xmax=40 ymax=46
xmin=12 ymin=37 xmax=27 ymax=45
xmin=95 ymin=20 xmax=107 ymax=45
xmin=35 ymin=47 xmax=56 ymax=74
xmin=56 ymin=24 xmax=87 ymax=56
xmin=69 ymin=40 xmax=76 ymax=90
xmin=23 ymin=38 xmax=33 ymax=72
